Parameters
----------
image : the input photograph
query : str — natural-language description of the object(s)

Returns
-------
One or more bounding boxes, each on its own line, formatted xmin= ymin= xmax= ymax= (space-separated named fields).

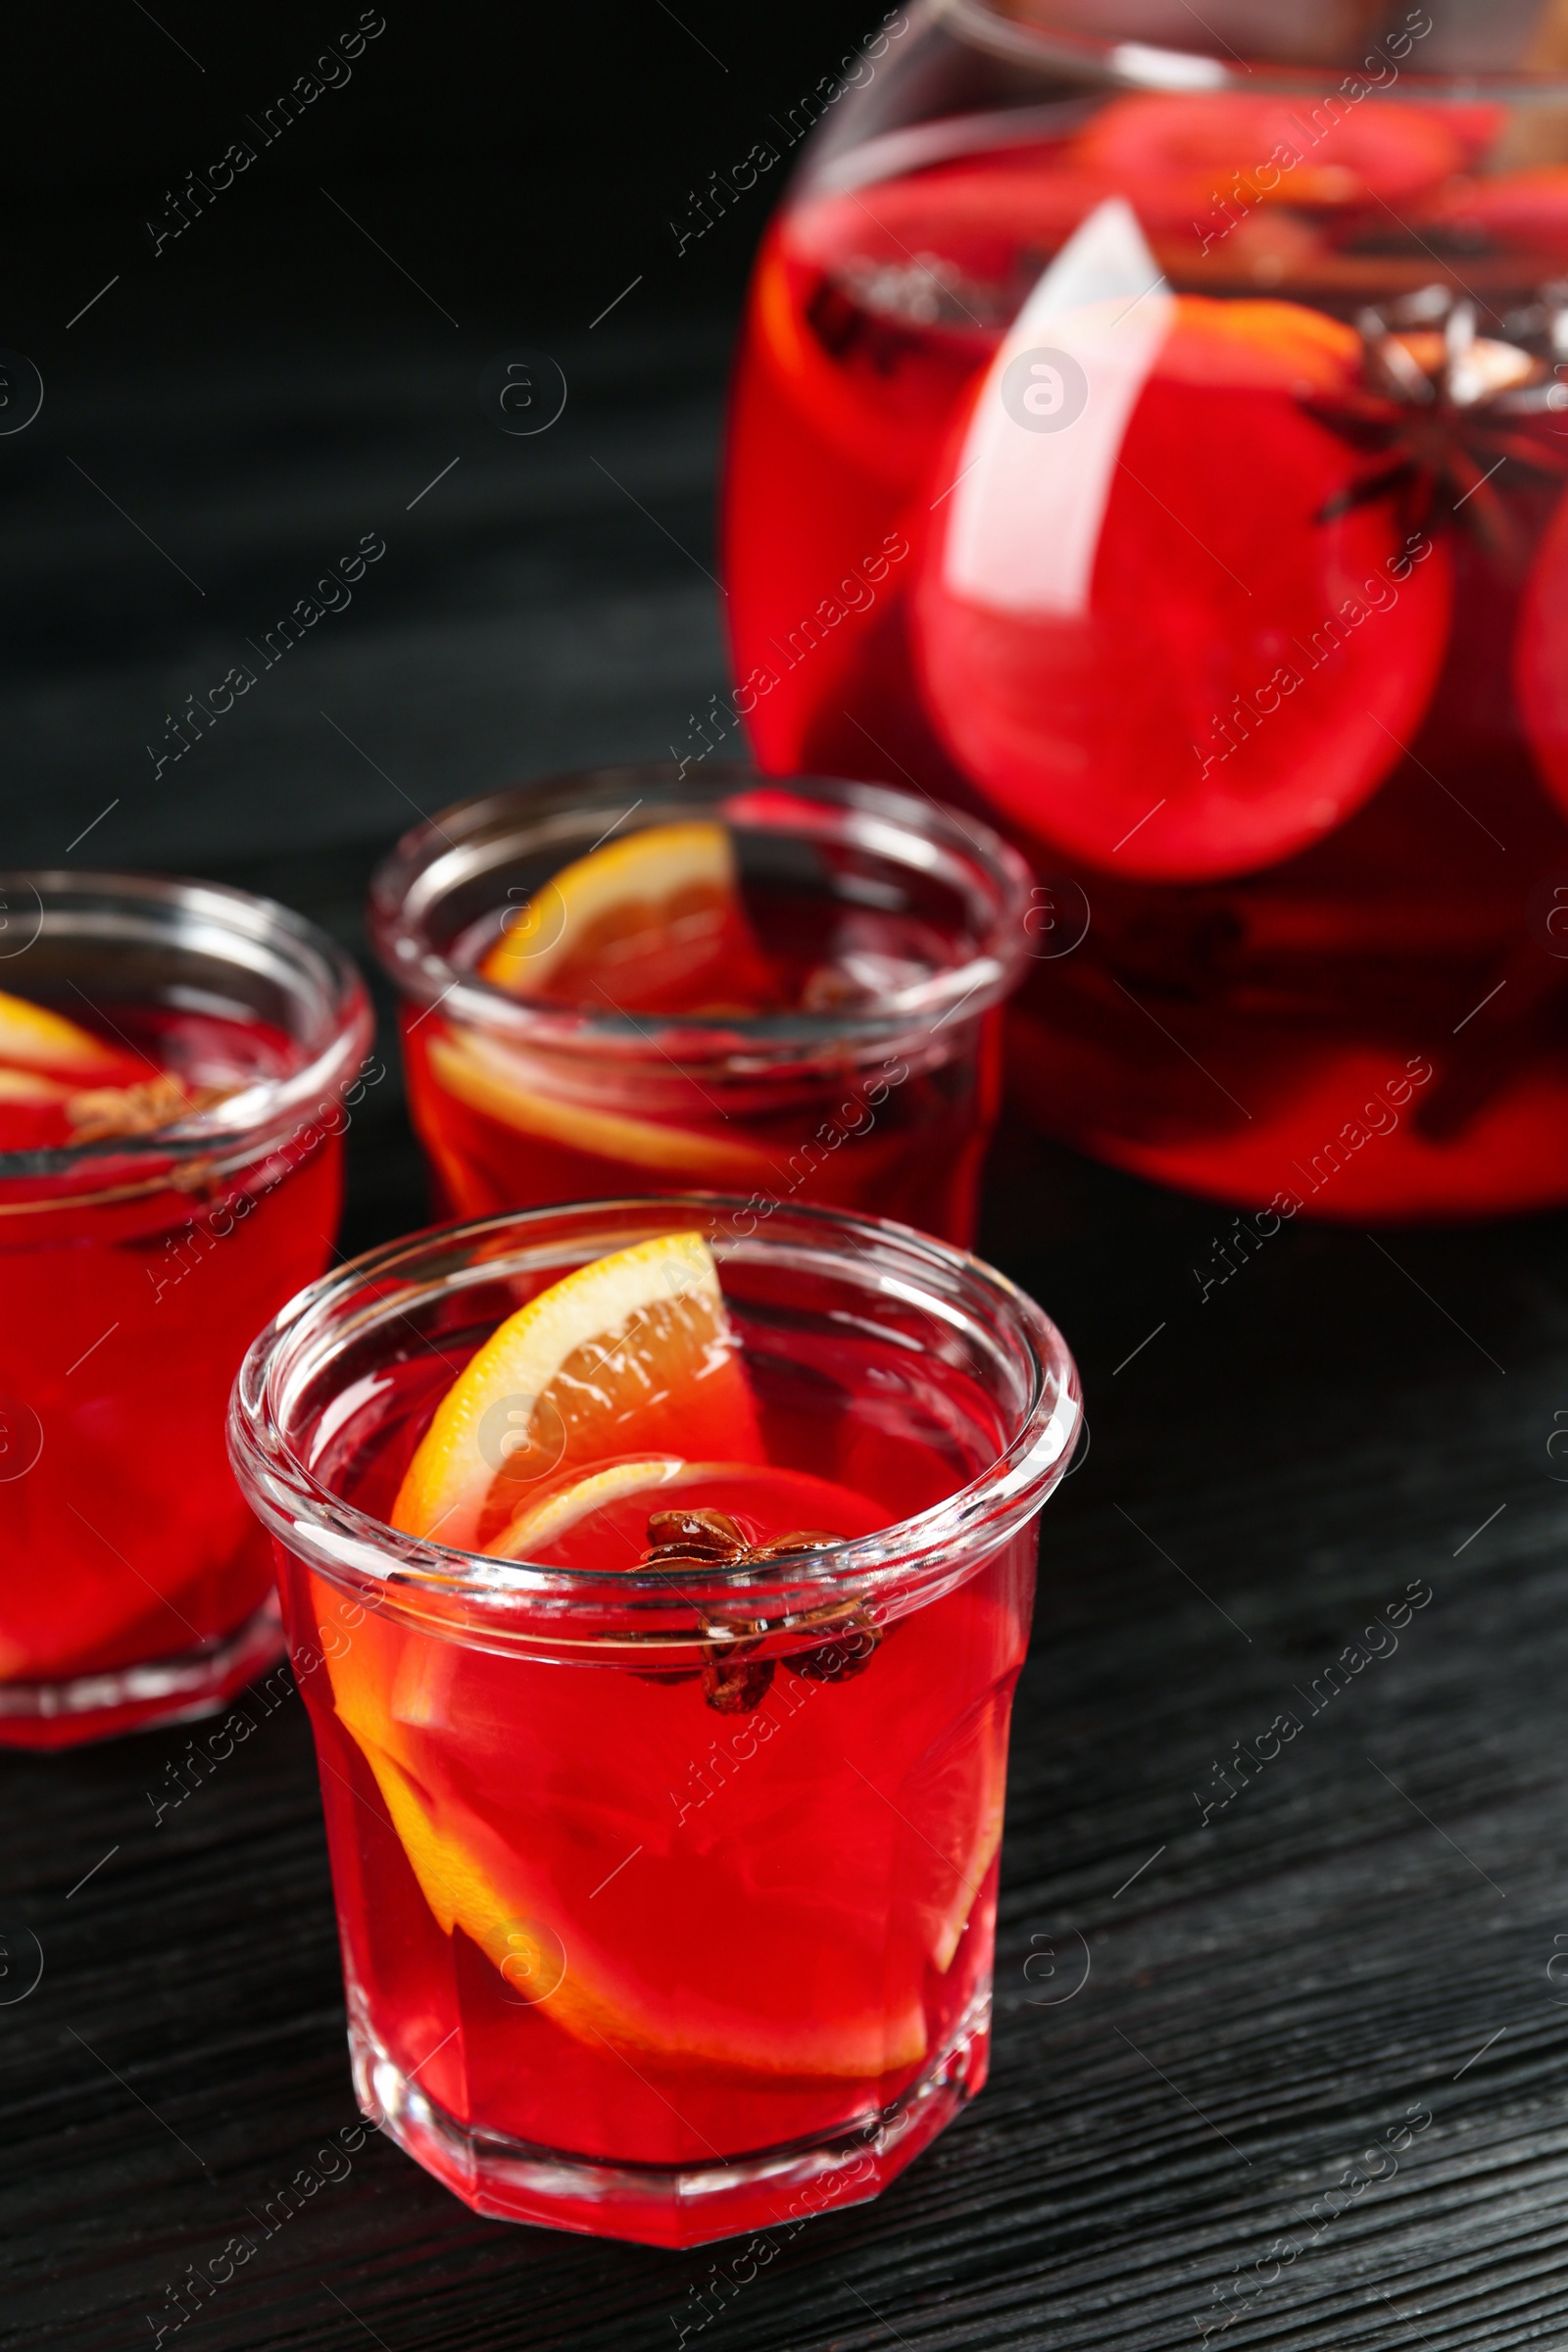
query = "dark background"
xmin=7 ymin=6 xmax=1568 ymax=2348
xmin=0 ymin=0 xmax=872 ymax=880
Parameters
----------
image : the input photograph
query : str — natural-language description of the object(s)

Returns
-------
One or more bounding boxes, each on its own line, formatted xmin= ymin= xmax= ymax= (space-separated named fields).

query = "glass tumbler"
xmin=228 ymin=1196 xmax=1080 ymax=2247
xmin=367 ymin=766 xmax=1034 ymax=1247
xmin=0 ymin=870 xmax=372 ymax=1746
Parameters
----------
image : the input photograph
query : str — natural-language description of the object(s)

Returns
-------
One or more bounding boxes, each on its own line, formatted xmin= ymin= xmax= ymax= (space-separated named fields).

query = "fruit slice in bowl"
xmin=1071 ymin=91 xmax=1465 ymax=217
xmin=0 ymin=988 xmax=135 ymax=1078
xmin=0 ymin=988 xmax=234 ymax=1149
xmin=498 ymin=1454 xmax=887 ymax=1569
xmin=0 ymin=989 xmax=148 ymax=1148
xmin=478 ymin=819 xmax=780 ymax=1016
xmin=316 ymin=1582 xmax=931 ymax=2080
xmin=418 ymin=1023 xmax=780 ymax=1185
xmin=390 ymin=1229 xmax=764 ymax=1554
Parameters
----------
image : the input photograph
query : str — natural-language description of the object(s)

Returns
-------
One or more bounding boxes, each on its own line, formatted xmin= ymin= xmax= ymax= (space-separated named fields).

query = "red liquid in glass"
xmin=0 ymin=1004 xmax=340 ymax=1740
xmin=723 ymin=129 xmax=1568 ymax=1216
xmin=404 ymin=879 xmax=1001 ymax=1244
xmin=280 ymin=1289 xmax=1035 ymax=2245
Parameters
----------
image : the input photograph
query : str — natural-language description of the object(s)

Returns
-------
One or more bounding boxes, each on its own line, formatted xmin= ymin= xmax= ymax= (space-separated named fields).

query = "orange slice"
xmin=0 ymin=988 xmax=125 ymax=1081
xmin=914 ymin=1691 xmax=1009 ymax=1973
xmin=507 ymin=1456 xmax=890 ymax=1570
xmin=314 ymin=1582 xmax=929 ymax=2080
xmin=0 ymin=1069 xmax=72 ymax=1104
xmin=477 ymin=819 xmax=781 ymax=1014
xmin=490 ymin=1453 xmax=687 ymax=1560
xmin=491 ymin=1454 xmax=890 ymax=1572
xmin=390 ymin=1230 xmax=763 ymax=1553
xmin=351 ymin=1241 xmax=945 ymax=2081
xmin=419 ymin=1023 xmax=922 ymax=1201
xmin=422 ymin=1024 xmax=779 ymax=1183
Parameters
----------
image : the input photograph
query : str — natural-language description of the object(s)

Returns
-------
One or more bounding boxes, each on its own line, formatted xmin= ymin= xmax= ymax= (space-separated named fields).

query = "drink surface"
xmin=724 ymin=96 xmax=1568 ymax=1215
xmin=286 ymin=1277 xmax=1034 ymax=2229
xmin=0 ymin=1002 xmax=338 ymax=1700
xmin=0 ymin=999 xmax=291 ymax=1151
xmin=403 ymin=832 xmax=1004 ymax=1243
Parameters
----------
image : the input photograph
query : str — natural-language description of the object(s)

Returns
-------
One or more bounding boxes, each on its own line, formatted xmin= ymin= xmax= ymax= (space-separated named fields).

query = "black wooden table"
xmin=6 ymin=190 xmax=1568 ymax=2352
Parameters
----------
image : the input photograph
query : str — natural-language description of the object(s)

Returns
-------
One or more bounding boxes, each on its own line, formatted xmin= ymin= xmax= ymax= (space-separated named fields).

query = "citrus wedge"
xmin=390 ymin=1231 xmax=763 ymax=1553
xmin=0 ymin=1069 xmax=72 ymax=1104
xmin=490 ymin=1453 xmax=687 ymax=1560
xmin=422 ymin=1026 xmax=779 ymax=1183
xmin=314 ymin=1580 xmax=929 ymax=2080
xmin=349 ymin=1240 xmax=960 ymax=2084
xmin=503 ymin=1455 xmax=889 ymax=1570
xmin=913 ymin=1690 xmax=1009 ymax=1973
xmin=0 ymin=988 xmax=126 ymax=1081
xmin=478 ymin=819 xmax=781 ymax=1014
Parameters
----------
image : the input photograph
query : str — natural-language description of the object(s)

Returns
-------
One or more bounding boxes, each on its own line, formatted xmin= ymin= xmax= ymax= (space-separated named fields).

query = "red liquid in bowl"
xmin=724 ymin=124 xmax=1568 ymax=1216
xmin=402 ymin=866 xmax=1004 ymax=1246
xmin=0 ymin=1005 xmax=340 ymax=1731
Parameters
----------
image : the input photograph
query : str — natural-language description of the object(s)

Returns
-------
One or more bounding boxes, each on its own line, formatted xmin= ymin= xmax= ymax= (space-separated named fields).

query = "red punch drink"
xmin=723 ymin=4 xmax=1568 ymax=1217
xmin=0 ymin=872 xmax=371 ymax=1746
xmin=368 ymin=769 xmax=1032 ymax=1248
xmin=230 ymin=1200 xmax=1080 ymax=2246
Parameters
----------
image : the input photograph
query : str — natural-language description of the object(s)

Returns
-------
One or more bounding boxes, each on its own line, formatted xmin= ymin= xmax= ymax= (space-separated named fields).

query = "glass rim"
xmin=228 ymin=1194 xmax=1083 ymax=1636
xmin=0 ymin=868 xmax=374 ymax=1188
xmin=365 ymin=765 xmax=1036 ymax=1070
xmin=930 ymin=0 xmax=1568 ymax=99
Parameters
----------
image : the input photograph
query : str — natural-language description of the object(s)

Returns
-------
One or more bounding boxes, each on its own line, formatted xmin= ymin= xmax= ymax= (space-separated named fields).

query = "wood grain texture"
xmin=3 ymin=324 xmax=1568 ymax=2352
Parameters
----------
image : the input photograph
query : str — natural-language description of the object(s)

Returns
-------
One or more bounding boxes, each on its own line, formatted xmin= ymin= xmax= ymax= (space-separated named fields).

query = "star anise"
xmin=1304 ymin=284 xmax=1568 ymax=572
xmin=638 ymin=1507 xmax=882 ymax=1713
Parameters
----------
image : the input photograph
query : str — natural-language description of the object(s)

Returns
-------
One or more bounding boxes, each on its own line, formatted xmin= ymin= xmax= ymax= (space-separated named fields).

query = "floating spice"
xmin=639 ymin=1508 xmax=881 ymax=1712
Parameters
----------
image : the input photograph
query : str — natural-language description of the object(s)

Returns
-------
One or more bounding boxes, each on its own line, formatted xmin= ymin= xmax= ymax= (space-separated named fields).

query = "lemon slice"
xmin=0 ymin=988 xmax=123 ymax=1080
xmin=391 ymin=1231 xmax=762 ymax=1553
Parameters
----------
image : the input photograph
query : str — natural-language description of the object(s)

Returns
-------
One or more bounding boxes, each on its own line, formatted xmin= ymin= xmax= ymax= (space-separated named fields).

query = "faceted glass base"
xmin=351 ymin=1990 xmax=993 ymax=2250
xmin=0 ymin=1592 xmax=286 ymax=1750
